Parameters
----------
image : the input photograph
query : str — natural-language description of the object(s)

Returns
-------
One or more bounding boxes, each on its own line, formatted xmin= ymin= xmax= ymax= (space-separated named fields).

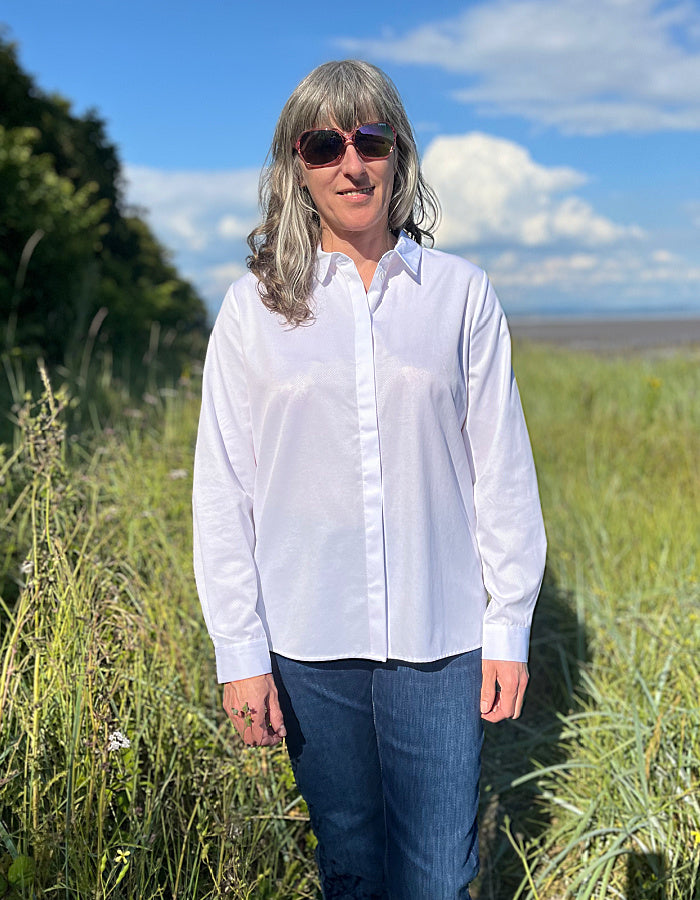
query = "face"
xmin=297 ymin=122 xmax=396 ymax=252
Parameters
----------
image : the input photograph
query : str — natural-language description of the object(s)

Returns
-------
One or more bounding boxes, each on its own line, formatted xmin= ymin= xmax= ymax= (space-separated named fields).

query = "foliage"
xmin=485 ymin=344 xmax=700 ymax=900
xmin=0 ymin=124 xmax=107 ymax=360
xmin=0 ymin=34 xmax=207 ymax=379
xmin=0 ymin=368 xmax=318 ymax=898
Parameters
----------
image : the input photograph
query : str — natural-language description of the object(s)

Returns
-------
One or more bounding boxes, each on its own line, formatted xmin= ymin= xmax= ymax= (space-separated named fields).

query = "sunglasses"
xmin=295 ymin=122 xmax=396 ymax=168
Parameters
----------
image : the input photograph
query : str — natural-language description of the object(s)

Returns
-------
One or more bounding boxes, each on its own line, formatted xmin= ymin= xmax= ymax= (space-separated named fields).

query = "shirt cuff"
xmin=481 ymin=623 xmax=531 ymax=662
xmin=215 ymin=639 xmax=272 ymax=683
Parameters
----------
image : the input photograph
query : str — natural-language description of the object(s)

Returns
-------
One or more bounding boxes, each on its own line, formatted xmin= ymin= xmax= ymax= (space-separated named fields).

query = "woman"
xmin=193 ymin=59 xmax=546 ymax=899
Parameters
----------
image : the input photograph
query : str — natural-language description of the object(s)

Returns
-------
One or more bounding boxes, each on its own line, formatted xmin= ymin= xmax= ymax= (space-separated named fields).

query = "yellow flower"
xmin=114 ymin=849 xmax=131 ymax=865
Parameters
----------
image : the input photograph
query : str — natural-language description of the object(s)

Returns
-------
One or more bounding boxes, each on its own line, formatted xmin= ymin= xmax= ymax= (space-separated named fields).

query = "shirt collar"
xmin=315 ymin=230 xmax=423 ymax=285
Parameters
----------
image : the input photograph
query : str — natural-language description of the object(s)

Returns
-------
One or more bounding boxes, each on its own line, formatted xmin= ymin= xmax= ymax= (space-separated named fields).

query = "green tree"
xmin=0 ymin=31 xmax=207 ymax=373
xmin=0 ymin=124 xmax=106 ymax=360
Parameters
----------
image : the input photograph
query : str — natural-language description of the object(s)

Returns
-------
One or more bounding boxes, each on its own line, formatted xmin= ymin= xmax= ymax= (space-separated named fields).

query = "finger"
xmin=224 ymin=693 xmax=263 ymax=745
xmin=480 ymin=661 xmax=497 ymax=715
xmin=481 ymin=687 xmax=508 ymax=723
xmin=483 ymin=672 xmax=528 ymax=722
xmin=229 ymin=711 xmax=255 ymax=743
xmin=223 ymin=689 xmax=247 ymax=733
xmin=267 ymin=689 xmax=286 ymax=738
xmin=258 ymin=730 xmax=283 ymax=747
xmin=249 ymin=699 xmax=287 ymax=747
xmin=243 ymin=703 xmax=270 ymax=746
xmin=512 ymin=670 xmax=528 ymax=719
xmin=249 ymin=705 xmax=278 ymax=747
xmin=232 ymin=705 xmax=258 ymax=744
xmin=493 ymin=668 xmax=519 ymax=718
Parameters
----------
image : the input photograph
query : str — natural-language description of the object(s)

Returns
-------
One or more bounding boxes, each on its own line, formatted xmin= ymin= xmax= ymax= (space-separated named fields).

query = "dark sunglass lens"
xmin=300 ymin=130 xmax=344 ymax=165
xmin=355 ymin=124 xmax=394 ymax=158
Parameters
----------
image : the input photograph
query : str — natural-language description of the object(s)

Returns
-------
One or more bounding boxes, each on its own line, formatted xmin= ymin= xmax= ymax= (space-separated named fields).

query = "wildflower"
xmin=20 ymin=559 xmax=34 ymax=576
xmin=168 ymin=468 xmax=188 ymax=480
xmin=107 ymin=730 xmax=131 ymax=752
xmin=691 ymin=830 xmax=700 ymax=846
xmin=113 ymin=849 xmax=131 ymax=865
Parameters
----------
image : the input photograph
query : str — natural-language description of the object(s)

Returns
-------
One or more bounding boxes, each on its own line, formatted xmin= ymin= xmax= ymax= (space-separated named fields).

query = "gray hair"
xmin=247 ymin=60 xmax=440 ymax=326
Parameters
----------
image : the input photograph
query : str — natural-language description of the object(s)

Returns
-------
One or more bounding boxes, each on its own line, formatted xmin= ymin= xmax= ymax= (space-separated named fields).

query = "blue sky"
xmin=3 ymin=0 xmax=700 ymax=319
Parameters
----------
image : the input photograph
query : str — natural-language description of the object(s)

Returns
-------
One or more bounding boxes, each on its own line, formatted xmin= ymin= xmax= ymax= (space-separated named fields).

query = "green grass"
xmin=1 ymin=342 xmax=699 ymax=898
xmin=0 ymin=366 xmax=317 ymax=899
xmin=476 ymin=343 xmax=700 ymax=900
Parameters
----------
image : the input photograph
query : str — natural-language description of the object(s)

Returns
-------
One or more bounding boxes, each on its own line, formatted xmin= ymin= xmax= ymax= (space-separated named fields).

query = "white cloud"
xmin=423 ymin=132 xmax=642 ymax=249
xmin=201 ymin=262 xmax=249 ymax=303
xmin=124 ymin=164 xmax=260 ymax=312
xmin=121 ymin=151 xmax=698 ymax=318
xmin=488 ymin=246 xmax=700 ymax=310
xmin=124 ymin=164 xmax=260 ymax=253
xmin=217 ymin=214 xmax=252 ymax=240
xmin=339 ymin=0 xmax=700 ymax=134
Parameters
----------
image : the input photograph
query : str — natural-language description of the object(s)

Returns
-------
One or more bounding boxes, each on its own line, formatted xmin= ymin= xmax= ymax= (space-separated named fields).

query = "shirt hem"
xmin=268 ymin=642 xmax=484 ymax=665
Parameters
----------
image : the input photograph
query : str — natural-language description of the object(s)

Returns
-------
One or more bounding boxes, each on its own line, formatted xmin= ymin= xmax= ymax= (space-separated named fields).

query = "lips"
xmin=337 ymin=186 xmax=374 ymax=196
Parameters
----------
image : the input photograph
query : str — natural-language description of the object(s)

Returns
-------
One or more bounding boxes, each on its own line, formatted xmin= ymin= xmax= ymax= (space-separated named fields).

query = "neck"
xmin=321 ymin=226 xmax=397 ymax=294
xmin=320 ymin=225 xmax=397 ymax=269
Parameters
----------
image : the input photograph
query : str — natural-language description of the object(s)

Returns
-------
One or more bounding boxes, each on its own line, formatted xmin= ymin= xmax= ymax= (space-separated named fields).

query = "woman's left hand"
xmin=480 ymin=659 xmax=529 ymax=722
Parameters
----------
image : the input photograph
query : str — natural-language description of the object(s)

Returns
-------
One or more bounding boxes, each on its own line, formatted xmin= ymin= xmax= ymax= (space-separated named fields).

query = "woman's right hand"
xmin=223 ymin=674 xmax=286 ymax=747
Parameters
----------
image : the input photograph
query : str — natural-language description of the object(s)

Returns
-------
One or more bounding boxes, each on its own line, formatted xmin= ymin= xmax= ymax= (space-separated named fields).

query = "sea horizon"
xmin=506 ymin=304 xmax=700 ymax=322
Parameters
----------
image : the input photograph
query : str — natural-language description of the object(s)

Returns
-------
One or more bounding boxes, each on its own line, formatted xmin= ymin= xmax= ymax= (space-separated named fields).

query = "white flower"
xmin=20 ymin=559 xmax=34 ymax=576
xmin=168 ymin=468 xmax=187 ymax=480
xmin=107 ymin=730 xmax=131 ymax=752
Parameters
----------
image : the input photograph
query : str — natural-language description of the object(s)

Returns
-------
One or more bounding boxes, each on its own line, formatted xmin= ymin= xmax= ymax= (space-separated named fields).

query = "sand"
xmin=508 ymin=316 xmax=700 ymax=352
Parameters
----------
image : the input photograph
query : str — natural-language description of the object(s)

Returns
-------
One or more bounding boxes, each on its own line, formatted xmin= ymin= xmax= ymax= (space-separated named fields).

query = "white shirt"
xmin=193 ymin=232 xmax=546 ymax=684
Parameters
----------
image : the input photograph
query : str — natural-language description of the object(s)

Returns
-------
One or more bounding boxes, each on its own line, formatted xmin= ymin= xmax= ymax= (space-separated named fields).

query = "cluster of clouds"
xmin=422 ymin=133 xmax=643 ymax=249
xmin=124 ymin=165 xmax=258 ymax=301
xmin=424 ymin=132 xmax=700 ymax=313
xmin=418 ymin=132 xmax=700 ymax=313
xmin=125 ymin=0 xmax=700 ymax=316
xmin=126 ymin=127 xmax=700 ymax=316
xmin=339 ymin=0 xmax=700 ymax=135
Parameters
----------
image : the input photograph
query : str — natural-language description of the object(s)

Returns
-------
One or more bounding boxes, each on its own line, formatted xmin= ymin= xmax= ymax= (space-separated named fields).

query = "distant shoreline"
xmin=509 ymin=316 xmax=700 ymax=351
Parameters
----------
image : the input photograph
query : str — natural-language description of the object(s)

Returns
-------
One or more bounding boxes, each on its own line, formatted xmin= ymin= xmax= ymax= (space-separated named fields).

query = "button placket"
xmin=341 ymin=260 xmax=388 ymax=660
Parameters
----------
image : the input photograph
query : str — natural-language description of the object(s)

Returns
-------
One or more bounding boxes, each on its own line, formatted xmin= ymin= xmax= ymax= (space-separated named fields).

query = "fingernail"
xmin=279 ymin=727 xmax=287 ymax=737
xmin=480 ymin=700 xmax=488 ymax=713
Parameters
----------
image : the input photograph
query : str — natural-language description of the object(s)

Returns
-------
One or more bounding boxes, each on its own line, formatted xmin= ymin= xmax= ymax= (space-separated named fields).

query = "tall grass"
xmin=1 ymin=341 xmax=698 ymax=898
xmin=0 ymin=366 xmax=317 ymax=898
xmin=498 ymin=344 xmax=700 ymax=900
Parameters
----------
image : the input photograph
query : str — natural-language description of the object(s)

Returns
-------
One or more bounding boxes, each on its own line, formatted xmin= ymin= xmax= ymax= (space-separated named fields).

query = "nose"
xmin=339 ymin=140 xmax=366 ymax=177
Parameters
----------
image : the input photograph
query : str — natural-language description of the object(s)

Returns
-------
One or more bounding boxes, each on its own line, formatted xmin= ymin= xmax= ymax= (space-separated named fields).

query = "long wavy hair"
xmin=246 ymin=60 xmax=440 ymax=326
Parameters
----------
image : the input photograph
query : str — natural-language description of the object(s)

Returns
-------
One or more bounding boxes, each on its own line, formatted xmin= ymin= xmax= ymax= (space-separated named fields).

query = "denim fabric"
xmin=271 ymin=650 xmax=483 ymax=900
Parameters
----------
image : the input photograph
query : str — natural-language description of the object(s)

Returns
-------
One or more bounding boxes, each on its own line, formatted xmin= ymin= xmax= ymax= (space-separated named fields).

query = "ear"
xmin=294 ymin=156 xmax=307 ymax=189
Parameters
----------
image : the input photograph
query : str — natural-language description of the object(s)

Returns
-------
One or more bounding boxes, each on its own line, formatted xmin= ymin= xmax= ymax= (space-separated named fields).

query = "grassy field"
xmin=0 ymin=341 xmax=698 ymax=899
xmin=476 ymin=343 xmax=700 ymax=899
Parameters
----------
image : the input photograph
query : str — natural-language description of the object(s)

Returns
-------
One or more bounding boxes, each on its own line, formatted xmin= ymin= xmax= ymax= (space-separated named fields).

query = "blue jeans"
xmin=271 ymin=650 xmax=483 ymax=899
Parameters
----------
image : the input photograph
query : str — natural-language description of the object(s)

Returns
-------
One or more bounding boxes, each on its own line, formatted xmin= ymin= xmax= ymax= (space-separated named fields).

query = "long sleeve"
xmin=462 ymin=272 xmax=547 ymax=662
xmin=192 ymin=286 xmax=271 ymax=683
